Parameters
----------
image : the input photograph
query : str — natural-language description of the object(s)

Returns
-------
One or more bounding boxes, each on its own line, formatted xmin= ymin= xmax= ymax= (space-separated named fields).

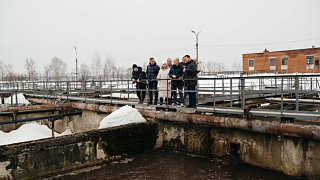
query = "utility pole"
xmin=74 ymin=46 xmax=78 ymax=81
xmin=191 ymin=30 xmax=201 ymax=68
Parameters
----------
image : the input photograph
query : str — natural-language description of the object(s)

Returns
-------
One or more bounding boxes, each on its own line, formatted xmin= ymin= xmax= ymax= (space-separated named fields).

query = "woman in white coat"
xmin=157 ymin=62 xmax=171 ymax=105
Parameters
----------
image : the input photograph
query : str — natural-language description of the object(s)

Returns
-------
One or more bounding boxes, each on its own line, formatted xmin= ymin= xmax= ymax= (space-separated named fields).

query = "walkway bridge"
xmin=1 ymin=74 xmax=320 ymax=122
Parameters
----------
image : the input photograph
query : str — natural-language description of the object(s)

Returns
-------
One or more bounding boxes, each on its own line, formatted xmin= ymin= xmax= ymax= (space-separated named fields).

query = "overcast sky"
xmin=0 ymin=0 xmax=319 ymax=74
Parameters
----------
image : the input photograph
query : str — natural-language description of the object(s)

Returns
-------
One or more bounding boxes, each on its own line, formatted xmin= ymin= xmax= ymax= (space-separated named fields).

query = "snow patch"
xmin=99 ymin=105 xmax=146 ymax=129
xmin=4 ymin=93 xmax=30 ymax=105
xmin=0 ymin=123 xmax=72 ymax=146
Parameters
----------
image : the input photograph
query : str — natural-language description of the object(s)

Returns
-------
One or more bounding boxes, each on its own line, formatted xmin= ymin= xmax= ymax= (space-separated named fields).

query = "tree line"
xmin=0 ymin=52 xmax=242 ymax=82
xmin=0 ymin=53 xmax=132 ymax=82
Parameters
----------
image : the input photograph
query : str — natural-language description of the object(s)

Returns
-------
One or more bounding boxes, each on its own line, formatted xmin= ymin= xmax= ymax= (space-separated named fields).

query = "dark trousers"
xmin=172 ymin=84 xmax=184 ymax=104
xmin=136 ymin=86 xmax=146 ymax=102
xmin=186 ymin=85 xmax=196 ymax=107
xmin=148 ymin=81 xmax=158 ymax=104
xmin=160 ymin=97 xmax=168 ymax=105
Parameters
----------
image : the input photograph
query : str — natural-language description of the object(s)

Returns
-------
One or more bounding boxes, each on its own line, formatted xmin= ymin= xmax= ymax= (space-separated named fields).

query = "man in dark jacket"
xmin=146 ymin=57 xmax=160 ymax=105
xmin=183 ymin=55 xmax=197 ymax=108
xmin=132 ymin=64 xmax=147 ymax=104
xmin=169 ymin=58 xmax=184 ymax=107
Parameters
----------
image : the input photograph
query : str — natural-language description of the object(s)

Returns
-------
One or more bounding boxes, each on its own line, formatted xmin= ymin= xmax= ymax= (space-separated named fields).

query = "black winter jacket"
xmin=132 ymin=67 xmax=147 ymax=89
xmin=169 ymin=63 xmax=184 ymax=86
xmin=146 ymin=62 xmax=160 ymax=79
xmin=183 ymin=60 xmax=197 ymax=86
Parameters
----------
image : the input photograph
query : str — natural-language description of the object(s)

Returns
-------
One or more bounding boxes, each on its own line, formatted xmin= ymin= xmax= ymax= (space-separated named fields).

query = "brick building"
xmin=242 ymin=47 xmax=320 ymax=74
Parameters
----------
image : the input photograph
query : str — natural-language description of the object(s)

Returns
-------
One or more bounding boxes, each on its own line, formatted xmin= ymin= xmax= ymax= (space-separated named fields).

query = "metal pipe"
xmin=67 ymin=101 xmax=320 ymax=141
xmin=0 ymin=112 xmax=82 ymax=125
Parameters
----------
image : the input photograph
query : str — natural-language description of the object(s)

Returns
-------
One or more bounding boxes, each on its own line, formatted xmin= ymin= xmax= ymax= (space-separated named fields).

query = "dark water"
xmin=49 ymin=150 xmax=296 ymax=180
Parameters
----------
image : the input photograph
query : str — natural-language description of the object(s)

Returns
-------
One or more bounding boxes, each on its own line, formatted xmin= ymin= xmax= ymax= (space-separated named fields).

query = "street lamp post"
xmin=74 ymin=46 xmax=78 ymax=81
xmin=191 ymin=30 xmax=201 ymax=68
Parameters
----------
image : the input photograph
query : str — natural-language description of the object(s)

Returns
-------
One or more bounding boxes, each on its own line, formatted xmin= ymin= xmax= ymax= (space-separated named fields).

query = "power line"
xmin=118 ymin=46 xmax=194 ymax=61
xmin=202 ymin=38 xmax=320 ymax=47
xmin=77 ymin=46 xmax=194 ymax=63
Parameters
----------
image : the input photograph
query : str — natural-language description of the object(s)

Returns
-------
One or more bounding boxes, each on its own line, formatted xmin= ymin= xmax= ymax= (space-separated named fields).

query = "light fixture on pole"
xmin=74 ymin=46 xmax=78 ymax=81
xmin=191 ymin=30 xmax=201 ymax=68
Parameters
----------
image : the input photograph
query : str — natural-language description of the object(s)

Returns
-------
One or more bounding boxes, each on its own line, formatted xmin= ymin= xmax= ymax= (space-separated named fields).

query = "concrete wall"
xmin=0 ymin=108 xmax=108 ymax=134
xmin=46 ymin=110 xmax=107 ymax=134
xmin=0 ymin=123 xmax=157 ymax=180
xmin=158 ymin=122 xmax=320 ymax=179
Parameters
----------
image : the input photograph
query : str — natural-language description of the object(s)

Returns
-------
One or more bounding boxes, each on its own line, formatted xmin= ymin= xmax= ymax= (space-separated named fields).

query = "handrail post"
xmin=127 ymin=80 xmax=130 ymax=100
xmin=241 ymin=78 xmax=245 ymax=109
xmin=275 ymin=77 xmax=277 ymax=96
xmin=15 ymin=93 xmax=18 ymax=107
xmin=281 ymin=77 xmax=284 ymax=117
xmin=166 ymin=79 xmax=169 ymax=106
xmin=85 ymin=81 xmax=87 ymax=102
xmin=295 ymin=76 xmax=299 ymax=112
xmin=110 ymin=80 xmax=113 ymax=104
xmin=67 ymin=81 xmax=69 ymax=100
xmin=213 ymin=78 xmax=216 ymax=112
xmin=230 ymin=78 xmax=233 ymax=107
xmin=100 ymin=81 xmax=102 ymax=99
xmin=222 ymin=79 xmax=225 ymax=95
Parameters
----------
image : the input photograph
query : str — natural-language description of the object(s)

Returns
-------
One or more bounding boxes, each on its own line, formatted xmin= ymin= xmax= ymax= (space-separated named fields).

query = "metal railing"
xmin=1 ymin=74 xmax=320 ymax=120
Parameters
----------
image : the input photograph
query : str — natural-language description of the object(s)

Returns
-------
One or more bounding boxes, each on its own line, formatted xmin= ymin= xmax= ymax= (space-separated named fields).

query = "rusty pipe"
xmin=26 ymin=98 xmax=320 ymax=141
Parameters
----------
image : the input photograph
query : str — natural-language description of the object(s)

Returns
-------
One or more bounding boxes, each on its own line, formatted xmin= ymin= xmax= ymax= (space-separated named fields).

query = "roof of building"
xmin=243 ymin=46 xmax=320 ymax=55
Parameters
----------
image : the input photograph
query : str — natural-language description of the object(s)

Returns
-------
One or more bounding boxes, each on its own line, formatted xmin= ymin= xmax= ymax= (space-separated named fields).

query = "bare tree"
xmin=125 ymin=67 xmax=132 ymax=80
xmin=231 ymin=61 xmax=242 ymax=71
xmin=205 ymin=61 xmax=214 ymax=73
xmin=91 ymin=52 xmax=102 ymax=80
xmin=43 ymin=64 xmax=50 ymax=81
xmin=103 ymin=56 xmax=115 ymax=80
xmin=5 ymin=63 xmax=14 ymax=81
xmin=201 ymin=61 xmax=225 ymax=75
xmin=49 ymin=57 xmax=67 ymax=81
xmin=215 ymin=62 xmax=224 ymax=72
xmin=80 ymin=63 xmax=91 ymax=81
xmin=24 ymin=58 xmax=37 ymax=81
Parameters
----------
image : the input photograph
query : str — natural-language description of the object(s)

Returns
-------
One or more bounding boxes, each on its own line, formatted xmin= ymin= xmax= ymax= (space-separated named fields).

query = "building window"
xmin=248 ymin=59 xmax=254 ymax=71
xmin=249 ymin=59 xmax=254 ymax=67
xmin=281 ymin=57 xmax=288 ymax=65
xmin=270 ymin=58 xmax=276 ymax=70
xmin=281 ymin=57 xmax=288 ymax=70
xmin=270 ymin=58 xmax=276 ymax=66
xmin=306 ymin=55 xmax=314 ymax=65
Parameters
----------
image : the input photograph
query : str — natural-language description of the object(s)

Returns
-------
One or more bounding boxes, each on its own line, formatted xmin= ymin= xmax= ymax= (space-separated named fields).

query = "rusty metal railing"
xmin=1 ymin=74 xmax=320 ymax=121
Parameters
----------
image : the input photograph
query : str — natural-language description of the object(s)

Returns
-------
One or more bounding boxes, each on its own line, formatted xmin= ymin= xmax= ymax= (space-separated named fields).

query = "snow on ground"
xmin=99 ymin=105 xmax=146 ymax=129
xmin=0 ymin=123 xmax=72 ymax=146
xmin=100 ymin=93 xmax=138 ymax=99
xmin=4 ymin=93 xmax=30 ymax=105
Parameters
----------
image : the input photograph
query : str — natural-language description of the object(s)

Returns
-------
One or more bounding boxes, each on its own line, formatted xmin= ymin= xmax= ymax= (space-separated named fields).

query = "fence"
xmin=1 ymin=74 xmax=320 ymax=120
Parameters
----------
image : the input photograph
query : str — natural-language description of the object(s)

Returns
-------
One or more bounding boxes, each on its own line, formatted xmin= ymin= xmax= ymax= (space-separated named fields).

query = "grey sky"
xmin=0 ymin=0 xmax=319 ymax=74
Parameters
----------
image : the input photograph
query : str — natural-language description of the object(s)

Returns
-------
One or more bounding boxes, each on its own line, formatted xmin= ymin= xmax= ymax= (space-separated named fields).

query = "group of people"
xmin=131 ymin=55 xmax=197 ymax=108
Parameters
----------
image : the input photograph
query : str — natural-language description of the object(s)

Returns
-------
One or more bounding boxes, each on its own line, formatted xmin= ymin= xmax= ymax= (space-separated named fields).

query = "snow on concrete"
xmin=0 ymin=123 xmax=72 ymax=146
xmin=100 ymin=93 xmax=138 ymax=99
xmin=4 ymin=93 xmax=30 ymax=105
xmin=99 ymin=105 xmax=146 ymax=129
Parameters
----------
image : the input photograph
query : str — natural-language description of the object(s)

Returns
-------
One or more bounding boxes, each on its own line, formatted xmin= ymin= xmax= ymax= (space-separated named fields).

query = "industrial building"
xmin=243 ymin=47 xmax=320 ymax=74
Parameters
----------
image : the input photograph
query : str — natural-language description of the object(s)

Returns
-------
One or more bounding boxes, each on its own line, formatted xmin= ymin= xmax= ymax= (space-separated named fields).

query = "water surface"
xmin=50 ymin=150 xmax=296 ymax=180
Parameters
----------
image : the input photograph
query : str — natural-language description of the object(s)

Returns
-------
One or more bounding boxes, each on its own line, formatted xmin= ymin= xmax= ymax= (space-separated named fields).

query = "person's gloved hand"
xmin=149 ymin=78 xmax=152 ymax=83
